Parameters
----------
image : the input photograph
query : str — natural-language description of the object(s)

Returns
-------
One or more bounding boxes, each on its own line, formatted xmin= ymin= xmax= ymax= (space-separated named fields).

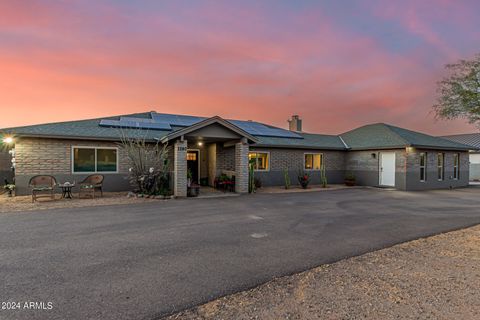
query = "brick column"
xmin=235 ymin=138 xmax=249 ymax=194
xmin=174 ymin=139 xmax=188 ymax=197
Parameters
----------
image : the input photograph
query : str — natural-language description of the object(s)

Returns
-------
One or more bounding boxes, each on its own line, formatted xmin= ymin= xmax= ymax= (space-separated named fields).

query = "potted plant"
xmin=345 ymin=173 xmax=356 ymax=186
xmin=3 ymin=184 xmax=15 ymax=197
xmin=298 ymin=171 xmax=310 ymax=189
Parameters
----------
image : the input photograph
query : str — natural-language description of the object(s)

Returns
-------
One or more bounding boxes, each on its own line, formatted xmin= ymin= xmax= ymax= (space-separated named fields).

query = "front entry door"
xmin=379 ymin=152 xmax=396 ymax=187
xmin=187 ymin=150 xmax=199 ymax=184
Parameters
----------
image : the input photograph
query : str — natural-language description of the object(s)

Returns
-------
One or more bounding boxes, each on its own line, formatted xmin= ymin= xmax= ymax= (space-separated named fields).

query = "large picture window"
xmin=304 ymin=153 xmax=323 ymax=170
xmin=419 ymin=152 xmax=427 ymax=182
xmin=73 ymin=147 xmax=118 ymax=173
xmin=437 ymin=153 xmax=444 ymax=181
xmin=453 ymin=153 xmax=460 ymax=180
xmin=248 ymin=152 xmax=269 ymax=171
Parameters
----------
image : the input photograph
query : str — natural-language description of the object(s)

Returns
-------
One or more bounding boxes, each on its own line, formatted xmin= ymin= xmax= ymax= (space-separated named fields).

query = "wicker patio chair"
xmin=29 ymin=175 xmax=57 ymax=203
xmin=79 ymin=174 xmax=104 ymax=199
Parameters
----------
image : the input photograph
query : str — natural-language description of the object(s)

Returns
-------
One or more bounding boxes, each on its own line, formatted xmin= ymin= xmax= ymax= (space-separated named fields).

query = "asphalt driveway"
xmin=1 ymin=188 xmax=479 ymax=320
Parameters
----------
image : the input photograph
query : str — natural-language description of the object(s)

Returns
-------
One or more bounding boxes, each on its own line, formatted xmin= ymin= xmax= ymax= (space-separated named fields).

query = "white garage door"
xmin=380 ymin=152 xmax=396 ymax=187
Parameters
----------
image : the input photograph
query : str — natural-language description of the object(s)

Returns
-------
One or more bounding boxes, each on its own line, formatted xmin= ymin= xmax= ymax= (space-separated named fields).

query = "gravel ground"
xmin=0 ymin=192 xmax=161 ymax=213
xmin=166 ymin=224 xmax=480 ymax=320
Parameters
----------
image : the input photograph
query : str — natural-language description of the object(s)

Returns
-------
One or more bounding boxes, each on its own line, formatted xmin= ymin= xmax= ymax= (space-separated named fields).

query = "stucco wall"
xmin=249 ymin=147 xmax=346 ymax=187
xmin=14 ymin=138 xmax=131 ymax=195
xmin=405 ymin=149 xmax=469 ymax=190
xmin=345 ymin=149 xmax=407 ymax=190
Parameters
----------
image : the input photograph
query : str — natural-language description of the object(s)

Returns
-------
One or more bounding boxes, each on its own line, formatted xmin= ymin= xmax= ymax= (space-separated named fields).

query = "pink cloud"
xmin=0 ymin=1 xmax=478 ymax=136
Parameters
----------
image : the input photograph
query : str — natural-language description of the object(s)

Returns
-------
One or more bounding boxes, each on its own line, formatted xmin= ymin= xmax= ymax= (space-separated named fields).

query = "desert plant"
xmin=283 ymin=168 xmax=291 ymax=189
xmin=345 ymin=172 xmax=356 ymax=186
xmin=320 ymin=160 xmax=327 ymax=188
xmin=119 ymin=131 xmax=170 ymax=195
xmin=248 ymin=158 xmax=256 ymax=193
xmin=298 ymin=170 xmax=310 ymax=189
xmin=3 ymin=183 xmax=15 ymax=197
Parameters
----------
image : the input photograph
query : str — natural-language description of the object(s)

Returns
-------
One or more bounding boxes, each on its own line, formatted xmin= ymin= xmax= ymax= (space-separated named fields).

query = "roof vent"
xmin=288 ymin=115 xmax=302 ymax=132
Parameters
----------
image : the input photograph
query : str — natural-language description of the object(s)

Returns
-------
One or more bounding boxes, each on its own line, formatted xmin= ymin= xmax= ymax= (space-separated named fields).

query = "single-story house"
xmin=0 ymin=112 xmax=473 ymax=196
xmin=442 ymin=133 xmax=480 ymax=181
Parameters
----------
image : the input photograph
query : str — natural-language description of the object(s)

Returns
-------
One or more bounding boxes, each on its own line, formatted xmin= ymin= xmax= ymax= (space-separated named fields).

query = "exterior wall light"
xmin=198 ymin=142 xmax=203 ymax=146
xmin=2 ymin=137 xmax=14 ymax=144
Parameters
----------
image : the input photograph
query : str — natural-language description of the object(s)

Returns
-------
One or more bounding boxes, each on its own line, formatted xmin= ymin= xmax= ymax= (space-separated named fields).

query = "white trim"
xmin=419 ymin=152 xmax=427 ymax=182
xmin=453 ymin=153 xmax=460 ymax=180
xmin=437 ymin=152 xmax=445 ymax=181
xmin=187 ymin=149 xmax=201 ymax=184
xmin=379 ymin=151 xmax=396 ymax=187
xmin=303 ymin=152 xmax=323 ymax=171
xmin=338 ymin=136 xmax=349 ymax=149
xmin=248 ymin=151 xmax=270 ymax=172
xmin=71 ymin=146 xmax=119 ymax=174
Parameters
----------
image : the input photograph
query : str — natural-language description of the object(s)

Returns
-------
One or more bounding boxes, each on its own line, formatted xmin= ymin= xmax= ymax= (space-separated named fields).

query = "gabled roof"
xmin=160 ymin=116 xmax=258 ymax=144
xmin=340 ymin=123 xmax=472 ymax=151
xmin=441 ymin=133 xmax=480 ymax=150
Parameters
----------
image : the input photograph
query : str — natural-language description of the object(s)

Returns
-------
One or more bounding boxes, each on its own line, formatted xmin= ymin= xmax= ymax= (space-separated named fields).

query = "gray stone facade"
xmin=405 ymin=149 xmax=469 ymax=190
xmin=249 ymin=147 xmax=346 ymax=187
xmin=174 ymin=140 xmax=188 ymax=197
xmin=234 ymin=140 xmax=249 ymax=193
xmin=13 ymin=137 xmax=131 ymax=195
xmin=8 ymin=137 xmax=471 ymax=195
xmin=345 ymin=149 xmax=407 ymax=189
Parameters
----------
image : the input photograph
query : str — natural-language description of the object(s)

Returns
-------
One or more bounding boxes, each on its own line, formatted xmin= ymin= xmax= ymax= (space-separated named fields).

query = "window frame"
xmin=248 ymin=151 xmax=270 ymax=172
xmin=437 ymin=153 xmax=445 ymax=181
xmin=419 ymin=152 xmax=427 ymax=182
xmin=72 ymin=146 xmax=119 ymax=174
xmin=303 ymin=153 xmax=324 ymax=171
xmin=453 ymin=153 xmax=460 ymax=180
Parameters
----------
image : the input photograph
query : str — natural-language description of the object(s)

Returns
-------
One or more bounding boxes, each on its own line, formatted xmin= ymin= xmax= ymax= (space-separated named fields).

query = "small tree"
xmin=119 ymin=131 xmax=169 ymax=195
xmin=433 ymin=54 xmax=480 ymax=126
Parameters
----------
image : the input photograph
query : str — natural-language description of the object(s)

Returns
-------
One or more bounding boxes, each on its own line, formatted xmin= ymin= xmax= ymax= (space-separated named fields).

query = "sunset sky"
xmin=0 ymin=0 xmax=479 ymax=135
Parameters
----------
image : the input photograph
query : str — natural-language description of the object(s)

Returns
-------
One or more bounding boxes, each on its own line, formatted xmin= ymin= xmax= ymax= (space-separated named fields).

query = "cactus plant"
xmin=320 ymin=160 xmax=327 ymax=188
xmin=283 ymin=168 xmax=291 ymax=189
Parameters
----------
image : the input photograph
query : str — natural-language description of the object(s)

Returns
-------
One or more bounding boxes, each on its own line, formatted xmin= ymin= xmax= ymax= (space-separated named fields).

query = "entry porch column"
xmin=235 ymin=137 xmax=249 ymax=193
xmin=174 ymin=139 xmax=188 ymax=197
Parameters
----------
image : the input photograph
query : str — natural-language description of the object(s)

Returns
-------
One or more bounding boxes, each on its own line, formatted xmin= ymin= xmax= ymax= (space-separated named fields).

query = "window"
xmin=248 ymin=152 xmax=269 ymax=171
xmin=437 ymin=153 xmax=444 ymax=181
xmin=419 ymin=152 xmax=427 ymax=182
xmin=304 ymin=153 xmax=323 ymax=170
xmin=73 ymin=147 xmax=118 ymax=173
xmin=453 ymin=153 xmax=460 ymax=180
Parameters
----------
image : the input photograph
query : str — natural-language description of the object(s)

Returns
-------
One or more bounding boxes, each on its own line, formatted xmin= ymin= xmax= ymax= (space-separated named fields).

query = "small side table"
xmin=59 ymin=184 xmax=75 ymax=199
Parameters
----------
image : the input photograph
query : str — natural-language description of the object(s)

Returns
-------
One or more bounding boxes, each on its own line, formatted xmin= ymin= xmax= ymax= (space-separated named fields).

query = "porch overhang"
xmin=159 ymin=116 xmax=259 ymax=144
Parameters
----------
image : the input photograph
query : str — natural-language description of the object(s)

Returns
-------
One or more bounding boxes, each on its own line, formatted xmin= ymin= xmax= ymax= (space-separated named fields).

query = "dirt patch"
xmin=0 ymin=192 xmax=163 ymax=213
xmin=166 ymin=225 xmax=480 ymax=320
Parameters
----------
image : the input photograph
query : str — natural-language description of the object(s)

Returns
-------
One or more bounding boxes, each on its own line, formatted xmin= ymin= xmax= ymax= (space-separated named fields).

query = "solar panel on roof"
xmin=100 ymin=113 xmax=302 ymax=138
xmin=99 ymin=119 xmax=171 ymax=130
xmin=151 ymin=113 xmax=206 ymax=127
xmin=229 ymin=120 xmax=302 ymax=138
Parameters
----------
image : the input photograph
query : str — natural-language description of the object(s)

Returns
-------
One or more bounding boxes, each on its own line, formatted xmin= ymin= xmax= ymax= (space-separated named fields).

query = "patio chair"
xmin=79 ymin=174 xmax=104 ymax=199
xmin=29 ymin=175 xmax=57 ymax=203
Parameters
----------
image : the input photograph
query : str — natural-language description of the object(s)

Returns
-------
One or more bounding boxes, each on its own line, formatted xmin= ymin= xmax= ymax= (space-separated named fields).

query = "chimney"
xmin=288 ymin=115 xmax=302 ymax=132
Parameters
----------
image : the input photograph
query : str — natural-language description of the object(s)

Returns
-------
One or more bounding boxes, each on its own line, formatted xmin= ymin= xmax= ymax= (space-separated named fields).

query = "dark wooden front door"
xmin=187 ymin=150 xmax=199 ymax=184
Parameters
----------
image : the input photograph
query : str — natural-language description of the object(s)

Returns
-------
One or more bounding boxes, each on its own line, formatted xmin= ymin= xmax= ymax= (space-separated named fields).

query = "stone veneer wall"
xmin=405 ymin=149 xmax=469 ymax=190
xmin=249 ymin=147 xmax=346 ymax=187
xmin=14 ymin=137 xmax=131 ymax=195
